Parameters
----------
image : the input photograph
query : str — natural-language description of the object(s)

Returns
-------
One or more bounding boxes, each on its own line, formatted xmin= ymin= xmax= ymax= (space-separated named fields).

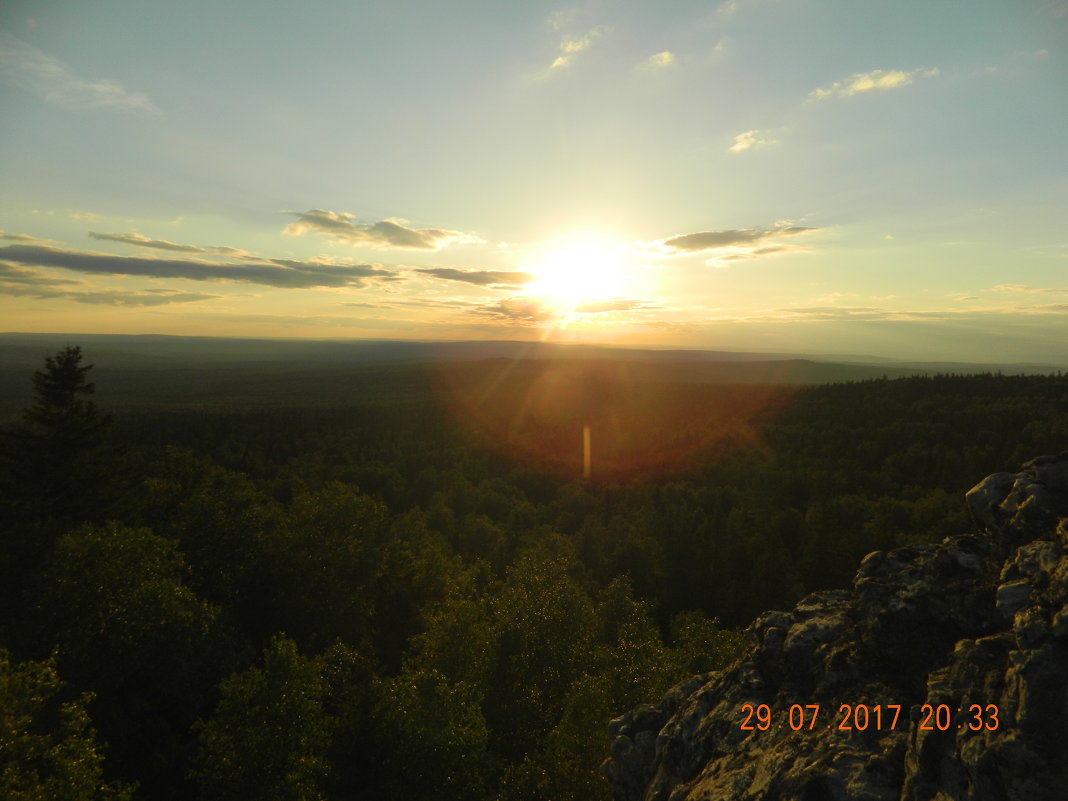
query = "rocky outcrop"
xmin=604 ymin=454 xmax=1068 ymax=801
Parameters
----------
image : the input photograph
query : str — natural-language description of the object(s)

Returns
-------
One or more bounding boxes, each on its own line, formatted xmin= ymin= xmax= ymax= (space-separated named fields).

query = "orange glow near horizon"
xmin=430 ymin=358 xmax=795 ymax=483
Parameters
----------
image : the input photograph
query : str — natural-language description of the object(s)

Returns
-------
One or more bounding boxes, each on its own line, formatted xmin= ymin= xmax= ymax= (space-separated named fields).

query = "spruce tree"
xmin=14 ymin=345 xmax=115 ymax=525
xmin=1 ymin=346 xmax=120 ymax=625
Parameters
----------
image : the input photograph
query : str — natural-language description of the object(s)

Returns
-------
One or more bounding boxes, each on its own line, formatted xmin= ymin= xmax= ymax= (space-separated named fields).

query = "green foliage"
xmin=191 ymin=636 xmax=330 ymax=801
xmin=669 ymin=610 xmax=746 ymax=675
xmin=0 ymin=347 xmax=126 ymax=641
xmin=133 ymin=447 xmax=280 ymax=613
xmin=40 ymin=522 xmax=219 ymax=672
xmin=485 ymin=536 xmax=599 ymax=759
xmin=266 ymin=482 xmax=387 ymax=651
xmin=0 ymin=650 xmax=133 ymax=801
xmin=36 ymin=521 xmax=224 ymax=800
xmin=369 ymin=669 xmax=491 ymax=801
xmin=9 ymin=347 xmax=1068 ymax=801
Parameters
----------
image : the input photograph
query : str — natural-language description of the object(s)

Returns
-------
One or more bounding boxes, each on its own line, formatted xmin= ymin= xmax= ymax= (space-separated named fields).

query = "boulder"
xmin=603 ymin=453 xmax=1068 ymax=801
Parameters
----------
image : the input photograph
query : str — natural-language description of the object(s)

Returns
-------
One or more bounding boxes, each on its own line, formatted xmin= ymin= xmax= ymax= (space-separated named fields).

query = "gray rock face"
xmin=603 ymin=454 xmax=1068 ymax=801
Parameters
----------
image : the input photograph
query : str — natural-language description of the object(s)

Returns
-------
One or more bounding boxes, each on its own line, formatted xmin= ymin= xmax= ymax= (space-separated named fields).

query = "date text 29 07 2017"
xmin=739 ymin=703 xmax=1001 ymax=733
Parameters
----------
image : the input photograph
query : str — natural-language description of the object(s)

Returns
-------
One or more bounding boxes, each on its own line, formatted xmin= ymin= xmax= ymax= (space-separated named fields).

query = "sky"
xmin=1 ymin=0 xmax=1066 ymax=362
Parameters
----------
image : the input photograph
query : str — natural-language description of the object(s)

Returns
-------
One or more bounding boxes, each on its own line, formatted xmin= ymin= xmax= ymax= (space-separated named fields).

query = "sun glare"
xmin=523 ymin=234 xmax=633 ymax=315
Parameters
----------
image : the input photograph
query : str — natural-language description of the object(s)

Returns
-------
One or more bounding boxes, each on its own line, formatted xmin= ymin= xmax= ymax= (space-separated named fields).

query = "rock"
xmin=604 ymin=455 xmax=1068 ymax=801
xmin=995 ymin=580 xmax=1031 ymax=618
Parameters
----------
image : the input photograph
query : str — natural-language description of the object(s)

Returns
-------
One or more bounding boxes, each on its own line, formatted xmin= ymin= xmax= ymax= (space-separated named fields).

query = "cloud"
xmin=561 ymin=35 xmax=595 ymax=54
xmin=809 ymin=67 xmax=939 ymax=100
xmin=774 ymin=306 xmax=893 ymax=321
xmin=729 ymin=129 xmax=777 ymax=153
xmin=283 ymin=209 xmax=476 ymax=250
xmin=0 ymin=230 xmax=51 ymax=243
xmin=642 ymin=51 xmax=675 ymax=69
xmin=471 ymin=298 xmax=555 ymax=323
xmin=659 ymin=225 xmax=818 ymax=254
xmin=993 ymin=284 xmax=1068 ymax=295
xmin=0 ymin=261 xmax=82 ymax=287
xmin=0 ymin=31 xmax=162 ymax=116
xmin=0 ymin=243 xmax=395 ymax=289
xmin=548 ymin=9 xmax=577 ymax=31
xmin=718 ymin=245 xmax=791 ymax=261
xmin=71 ymin=289 xmax=220 ymax=306
xmin=89 ymin=231 xmax=204 ymax=253
xmin=342 ymin=297 xmax=484 ymax=312
xmin=548 ymin=26 xmax=605 ymax=70
xmin=89 ymin=231 xmax=257 ymax=259
xmin=186 ymin=312 xmax=421 ymax=330
xmin=0 ymin=269 xmax=217 ymax=305
xmin=573 ymin=299 xmax=652 ymax=313
xmin=413 ymin=267 xmax=533 ymax=288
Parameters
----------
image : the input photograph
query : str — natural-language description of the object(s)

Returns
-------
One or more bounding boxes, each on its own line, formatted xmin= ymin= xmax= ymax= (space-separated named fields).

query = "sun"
xmin=523 ymin=234 xmax=631 ymax=314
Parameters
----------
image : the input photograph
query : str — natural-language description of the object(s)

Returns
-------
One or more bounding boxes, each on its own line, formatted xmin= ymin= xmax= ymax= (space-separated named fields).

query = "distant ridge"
xmin=0 ymin=333 xmax=1063 ymax=376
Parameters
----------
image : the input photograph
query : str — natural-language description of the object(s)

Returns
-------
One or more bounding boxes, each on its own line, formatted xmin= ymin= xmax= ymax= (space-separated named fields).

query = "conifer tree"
xmin=1 ymin=346 xmax=121 ymax=638
xmin=12 ymin=345 xmax=116 ymax=526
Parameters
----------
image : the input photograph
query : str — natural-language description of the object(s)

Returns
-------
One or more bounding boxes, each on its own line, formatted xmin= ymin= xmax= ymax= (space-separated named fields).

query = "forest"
xmin=2 ymin=345 xmax=1066 ymax=800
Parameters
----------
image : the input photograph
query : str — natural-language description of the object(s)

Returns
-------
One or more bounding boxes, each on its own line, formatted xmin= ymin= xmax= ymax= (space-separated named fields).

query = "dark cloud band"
xmin=0 ymin=243 xmax=394 ymax=289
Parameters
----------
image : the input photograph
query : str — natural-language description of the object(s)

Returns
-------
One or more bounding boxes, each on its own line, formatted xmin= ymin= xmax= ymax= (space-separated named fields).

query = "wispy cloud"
xmin=185 ymin=312 xmax=420 ymax=330
xmin=547 ymin=25 xmax=605 ymax=70
xmin=342 ymin=297 xmax=484 ymax=312
xmin=0 ymin=261 xmax=216 ymax=305
xmin=573 ymin=299 xmax=653 ymax=313
xmin=471 ymin=298 xmax=554 ymax=323
xmin=0 ymin=230 xmax=51 ymax=243
xmin=729 ymin=129 xmax=777 ymax=153
xmin=71 ymin=289 xmax=219 ymax=306
xmin=89 ymin=231 xmax=205 ymax=254
xmin=641 ymin=51 xmax=675 ymax=70
xmin=283 ymin=209 xmax=477 ymax=250
xmin=993 ymin=284 xmax=1068 ymax=295
xmin=772 ymin=306 xmax=896 ymax=322
xmin=658 ymin=225 xmax=819 ymax=258
xmin=0 ymin=261 xmax=82 ymax=287
xmin=413 ymin=267 xmax=533 ymax=288
xmin=0 ymin=31 xmax=162 ymax=116
xmin=0 ymin=243 xmax=396 ymax=289
xmin=809 ymin=67 xmax=939 ymax=100
xmin=718 ymin=245 xmax=792 ymax=261
xmin=89 ymin=231 xmax=256 ymax=258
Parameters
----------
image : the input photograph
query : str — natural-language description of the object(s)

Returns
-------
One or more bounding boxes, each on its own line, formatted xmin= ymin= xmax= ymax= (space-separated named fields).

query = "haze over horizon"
xmin=1 ymin=0 xmax=1066 ymax=362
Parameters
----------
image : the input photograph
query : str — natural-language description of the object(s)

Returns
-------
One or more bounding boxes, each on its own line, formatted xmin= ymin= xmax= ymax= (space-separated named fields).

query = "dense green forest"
xmin=2 ymin=347 xmax=1066 ymax=800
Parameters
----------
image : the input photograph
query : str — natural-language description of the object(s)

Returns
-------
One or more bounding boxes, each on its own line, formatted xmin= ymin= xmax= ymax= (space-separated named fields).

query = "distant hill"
xmin=0 ymin=333 xmax=1063 ymax=419
xmin=1 ymin=332 xmax=1063 ymax=373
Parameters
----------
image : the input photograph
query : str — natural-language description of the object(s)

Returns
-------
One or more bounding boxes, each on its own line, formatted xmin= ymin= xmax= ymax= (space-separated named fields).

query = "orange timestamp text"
xmin=739 ymin=702 xmax=1001 ymax=733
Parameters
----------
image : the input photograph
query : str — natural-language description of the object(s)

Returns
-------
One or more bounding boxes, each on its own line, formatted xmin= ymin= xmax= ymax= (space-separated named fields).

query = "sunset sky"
xmin=1 ymin=0 xmax=1066 ymax=361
